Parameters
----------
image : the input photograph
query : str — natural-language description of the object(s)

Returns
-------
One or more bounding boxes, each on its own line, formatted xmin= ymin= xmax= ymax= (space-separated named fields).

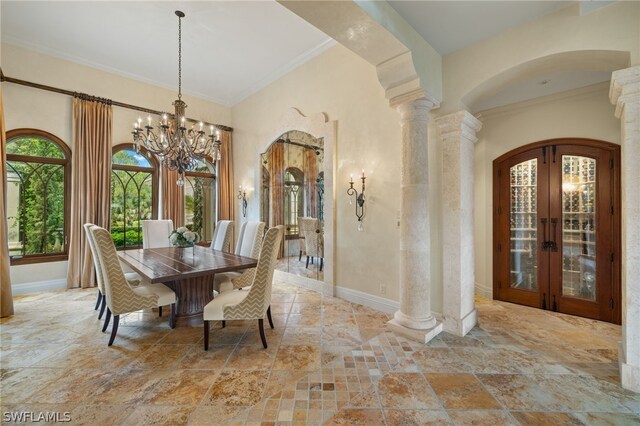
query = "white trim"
xmin=274 ymin=270 xmax=324 ymax=293
xmin=11 ymin=279 xmax=67 ymax=295
xmin=475 ymin=281 xmax=492 ymax=298
xmin=331 ymin=283 xmax=399 ymax=315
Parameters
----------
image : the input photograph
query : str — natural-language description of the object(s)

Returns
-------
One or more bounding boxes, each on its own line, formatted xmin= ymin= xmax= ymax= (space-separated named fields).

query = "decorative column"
xmin=435 ymin=111 xmax=482 ymax=337
xmin=387 ymin=93 xmax=443 ymax=343
xmin=610 ymin=65 xmax=640 ymax=393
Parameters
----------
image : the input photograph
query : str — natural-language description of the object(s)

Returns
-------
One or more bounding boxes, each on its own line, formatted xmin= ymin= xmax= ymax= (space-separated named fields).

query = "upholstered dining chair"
xmin=84 ymin=223 xmax=143 ymax=321
xmin=299 ymin=217 xmax=324 ymax=271
xmin=141 ymin=219 xmax=173 ymax=249
xmin=89 ymin=225 xmax=177 ymax=346
xmin=297 ymin=216 xmax=307 ymax=262
xmin=213 ymin=221 xmax=265 ymax=294
xmin=210 ymin=220 xmax=234 ymax=252
xmin=203 ymin=225 xmax=284 ymax=350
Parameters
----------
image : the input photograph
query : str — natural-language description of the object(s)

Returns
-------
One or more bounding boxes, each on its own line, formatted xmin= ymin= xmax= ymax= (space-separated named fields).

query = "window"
xmin=6 ymin=129 xmax=71 ymax=264
xmin=184 ymin=158 xmax=216 ymax=242
xmin=284 ymin=167 xmax=304 ymax=237
xmin=110 ymin=145 xmax=158 ymax=249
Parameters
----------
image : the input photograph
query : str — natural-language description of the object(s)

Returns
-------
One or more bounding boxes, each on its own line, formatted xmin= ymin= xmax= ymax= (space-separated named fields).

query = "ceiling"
xmin=1 ymin=1 xmax=616 ymax=111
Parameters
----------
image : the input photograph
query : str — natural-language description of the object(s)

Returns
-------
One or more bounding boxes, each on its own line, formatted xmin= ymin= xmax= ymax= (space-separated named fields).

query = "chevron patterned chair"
xmin=213 ymin=221 xmax=265 ymax=294
xmin=203 ymin=225 xmax=284 ymax=350
xmin=88 ymin=225 xmax=177 ymax=346
xmin=84 ymin=223 xmax=143 ymax=321
xmin=141 ymin=219 xmax=173 ymax=249
xmin=210 ymin=220 xmax=234 ymax=252
xmin=300 ymin=217 xmax=324 ymax=271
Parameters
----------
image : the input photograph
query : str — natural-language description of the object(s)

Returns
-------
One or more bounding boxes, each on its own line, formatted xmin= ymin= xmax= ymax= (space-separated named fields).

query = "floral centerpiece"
xmin=169 ymin=227 xmax=199 ymax=248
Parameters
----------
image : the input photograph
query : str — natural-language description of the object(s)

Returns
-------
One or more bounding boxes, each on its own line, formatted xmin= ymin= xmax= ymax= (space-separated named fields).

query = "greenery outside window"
xmin=184 ymin=158 xmax=216 ymax=242
xmin=111 ymin=145 xmax=158 ymax=249
xmin=284 ymin=167 xmax=304 ymax=237
xmin=6 ymin=129 xmax=71 ymax=265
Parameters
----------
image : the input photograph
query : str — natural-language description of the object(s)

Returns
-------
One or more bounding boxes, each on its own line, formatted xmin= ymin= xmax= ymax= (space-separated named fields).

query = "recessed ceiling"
xmin=0 ymin=1 xmax=334 ymax=106
xmin=388 ymin=1 xmax=573 ymax=55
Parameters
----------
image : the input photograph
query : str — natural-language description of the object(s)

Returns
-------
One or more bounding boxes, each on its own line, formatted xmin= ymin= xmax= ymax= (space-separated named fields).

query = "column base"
xmin=443 ymin=308 xmax=477 ymax=337
xmin=387 ymin=318 xmax=443 ymax=344
xmin=619 ymin=342 xmax=640 ymax=393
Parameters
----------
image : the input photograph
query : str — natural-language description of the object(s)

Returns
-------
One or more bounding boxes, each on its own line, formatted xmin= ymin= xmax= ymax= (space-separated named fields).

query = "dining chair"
xmin=89 ymin=225 xmax=177 ymax=346
xmin=84 ymin=223 xmax=143 ymax=320
xmin=141 ymin=219 xmax=174 ymax=249
xmin=213 ymin=221 xmax=265 ymax=293
xmin=203 ymin=225 xmax=284 ymax=350
xmin=297 ymin=216 xmax=307 ymax=261
xmin=210 ymin=220 xmax=234 ymax=252
xmin=299 ymin=217 xmax=324 ymax=271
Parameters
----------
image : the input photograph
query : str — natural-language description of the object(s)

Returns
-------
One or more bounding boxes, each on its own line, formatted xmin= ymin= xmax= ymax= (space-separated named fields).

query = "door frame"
xmin=493 ymin=138 xmax=621 ymax=324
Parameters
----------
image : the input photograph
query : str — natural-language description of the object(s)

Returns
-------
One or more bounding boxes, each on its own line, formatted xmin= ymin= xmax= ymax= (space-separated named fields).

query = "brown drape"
xmin=270 ymin=142 xmax=284 ymax=228
xmin=0 ymin=85 xmax=14 ymax=317
xmin=217 ymin=129 xmax=235 ymax=222
xmin=66 ymin=97 xmax=112 ymax=289
xmin=304 ymin=148 xmax=318 ymax=218
xmin=161 ymin=168 xmax=184 ymax=228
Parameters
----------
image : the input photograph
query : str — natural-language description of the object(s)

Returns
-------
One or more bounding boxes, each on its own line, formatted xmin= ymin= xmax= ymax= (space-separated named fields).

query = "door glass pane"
xmin=562 ymin=156 xmax=596 ymax=301
xmin=509 ymin=159 xmax=538 ymax=291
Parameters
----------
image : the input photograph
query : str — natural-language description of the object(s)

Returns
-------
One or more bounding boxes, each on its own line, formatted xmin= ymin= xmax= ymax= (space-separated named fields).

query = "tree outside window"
xmin=6 ymin=129 xmax=71 ymax=265
xmin=184 ymin=158 xmax=216 ymax=242
xmin=110 ymin=145 xmax=158 ymax=249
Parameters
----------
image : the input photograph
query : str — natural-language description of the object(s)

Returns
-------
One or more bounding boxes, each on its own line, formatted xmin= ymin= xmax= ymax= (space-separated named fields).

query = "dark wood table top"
xmin=117 ymin=246 xmax=258 ymax=283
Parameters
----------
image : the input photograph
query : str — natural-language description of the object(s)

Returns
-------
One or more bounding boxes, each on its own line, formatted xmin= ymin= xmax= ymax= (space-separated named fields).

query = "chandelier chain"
xmin=178 ymin=13 xmax=182 ymax=100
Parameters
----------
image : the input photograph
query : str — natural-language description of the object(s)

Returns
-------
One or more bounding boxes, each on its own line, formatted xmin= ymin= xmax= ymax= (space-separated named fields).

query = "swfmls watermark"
xmin=2 ymin=411 xmax=71 ymax=423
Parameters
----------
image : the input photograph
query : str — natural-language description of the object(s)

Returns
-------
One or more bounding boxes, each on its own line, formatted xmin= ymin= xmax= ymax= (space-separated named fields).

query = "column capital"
xmin=609 ymin=66 xmax=640 ymax=118
xmin=392 ymin=90 xmax=439 ymax=120
xmin=435 ymin=110 xmax=482 ymax=144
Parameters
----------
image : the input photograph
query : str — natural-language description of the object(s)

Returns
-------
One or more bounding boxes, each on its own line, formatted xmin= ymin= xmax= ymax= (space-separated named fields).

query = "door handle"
xmin=549 ymin=218 xmax=559 ymax=252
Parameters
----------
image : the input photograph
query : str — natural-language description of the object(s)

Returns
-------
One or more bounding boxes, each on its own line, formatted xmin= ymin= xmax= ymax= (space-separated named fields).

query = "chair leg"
xmin=158 ymin=306 xmax=162 ymax=317
xmin=306 ymin=256 xmax=310 ymax=268
xmin=98 ymin=297 xmax=106 ymax=320
xmin=170 ymin=303 xmax=176 ymax=329
xmin=298 ymin=250 xmax=302 ymax=261
xmin=102 ymin=308 xmax=111 ymax=332
xmin=95 ymin=291 xmax=102 ymax=310
xmin=267 ymin=306 xmax=274 ymax=329
xmin=108 ymin=315 xmax=119 ymax=346
xmin=311 ymin=257 xmax=314 ymax=265
xmin=204 ymin=320 xmax=210 ymax=351
xmin=221 ymin=320 xmax=226 ymax=328
xmin=258 ymin=318 xmax=268 ymax=349
xmin=320 ymin=258 xmax=324 ymax=272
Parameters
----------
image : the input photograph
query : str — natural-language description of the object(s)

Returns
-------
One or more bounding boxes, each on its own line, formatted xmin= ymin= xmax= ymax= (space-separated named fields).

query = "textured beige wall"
xmin=2 ymin=43 xmax=231 ymax=286
xmin=473 ymin=83 xmax=620 ymax=297
xmin=232 ymin=44 xmax=416 ymax=305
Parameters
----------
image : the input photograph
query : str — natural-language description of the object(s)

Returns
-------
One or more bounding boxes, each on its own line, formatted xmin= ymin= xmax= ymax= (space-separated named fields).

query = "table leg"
xmin=164 ymin=275 xmax=214 ymax=326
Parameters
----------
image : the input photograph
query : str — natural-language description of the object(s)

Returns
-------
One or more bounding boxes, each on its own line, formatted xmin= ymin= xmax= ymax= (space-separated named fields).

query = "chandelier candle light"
xmin=347 ymin=170 xmax=366 ymax=231
xmin=132 ymin=10 xmax=222 ymax=186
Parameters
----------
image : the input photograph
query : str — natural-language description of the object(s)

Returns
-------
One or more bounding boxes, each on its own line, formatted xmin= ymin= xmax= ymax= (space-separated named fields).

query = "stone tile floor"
xmin=1 ymin=280 xmax=639 ymax=425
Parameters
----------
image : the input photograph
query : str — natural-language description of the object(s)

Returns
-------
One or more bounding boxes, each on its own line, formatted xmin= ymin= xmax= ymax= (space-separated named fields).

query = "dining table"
xmin=117 ymin=245 xmax=258 ymax=326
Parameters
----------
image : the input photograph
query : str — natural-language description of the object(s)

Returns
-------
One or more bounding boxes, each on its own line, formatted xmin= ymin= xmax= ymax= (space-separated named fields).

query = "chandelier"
xmin=132 ymin=10 xmax=221 ymax=186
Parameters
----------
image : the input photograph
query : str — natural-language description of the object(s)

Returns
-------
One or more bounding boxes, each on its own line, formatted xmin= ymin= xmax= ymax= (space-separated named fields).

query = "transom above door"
xmin=493 ymin=139 xmax=621 ymax=324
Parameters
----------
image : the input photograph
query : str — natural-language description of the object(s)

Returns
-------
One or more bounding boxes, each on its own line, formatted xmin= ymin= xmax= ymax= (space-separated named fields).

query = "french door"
xmin=493 ymin=139 xmax=620 ymax=324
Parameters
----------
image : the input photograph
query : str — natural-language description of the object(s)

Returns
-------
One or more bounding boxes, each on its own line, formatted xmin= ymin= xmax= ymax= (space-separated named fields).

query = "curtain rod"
xmin=0 ymin=71 xmax=234 ymax=132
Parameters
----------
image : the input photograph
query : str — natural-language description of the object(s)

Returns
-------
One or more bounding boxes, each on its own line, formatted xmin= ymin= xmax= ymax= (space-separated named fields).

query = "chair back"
xmin=297 ymin=217 xmax=307 ymax=253
xmin=299 ymin=217 xmax=323 ymax=258
xmin=89 ymin=226 xmax=157 ymax=315
xmin=224 ymin=226 xmax=284 ymax=319
xmin=235 ymin=221 xmax=266 ymax=258
xmin=141 ymin=220 xmax=174 ymax=249
xmin=211 ymin=220 xmax=234 ymax=252
xmin=84 ymin=223 xmax=104 ymax=294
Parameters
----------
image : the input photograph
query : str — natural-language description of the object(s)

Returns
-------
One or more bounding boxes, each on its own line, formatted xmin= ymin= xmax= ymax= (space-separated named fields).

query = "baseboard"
xmin=12 ymin=279 xmax=67 ymax=295
xmin=274 ymin=270 xmax=324 ymax=293
xmin=331 ymin=284 xmax=400 ymax=315
xmin=475 ymin=282 xmax=492 ymax=299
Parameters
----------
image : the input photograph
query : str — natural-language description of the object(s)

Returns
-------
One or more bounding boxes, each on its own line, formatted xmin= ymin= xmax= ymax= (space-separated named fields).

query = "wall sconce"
xmin=237 ymin=186 xmax=248 ymax=218
xmin=347 ymin=170 xmax=366 ymax=231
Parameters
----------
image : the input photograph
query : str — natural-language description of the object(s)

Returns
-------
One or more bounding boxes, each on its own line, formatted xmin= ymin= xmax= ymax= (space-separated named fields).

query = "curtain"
xmin=217 ymin=129 xmax=235 ymax=222
xmin=0 ymin=85 xmax=14 ymax=317
xmin=270 ymin=141 xmax=285 ymax=257
xmin=161 ymin=168 xmax=184 ymax=228
xmin=66 ymin=97 xmax=112 ymax=289
xmin=304 ymin=148 xmax=318 ymax=218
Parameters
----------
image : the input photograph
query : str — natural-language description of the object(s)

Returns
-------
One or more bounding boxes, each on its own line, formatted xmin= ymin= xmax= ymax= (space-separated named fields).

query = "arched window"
xmin=111 ymin=145 xmax=158 ymax=249
xmin=184 ymin=158 xmax=216 ymax=242
xmin=6 ymin=129 xmax=71 ymax=264
xmin=284 ymin=167 xmax=304 ymax=236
